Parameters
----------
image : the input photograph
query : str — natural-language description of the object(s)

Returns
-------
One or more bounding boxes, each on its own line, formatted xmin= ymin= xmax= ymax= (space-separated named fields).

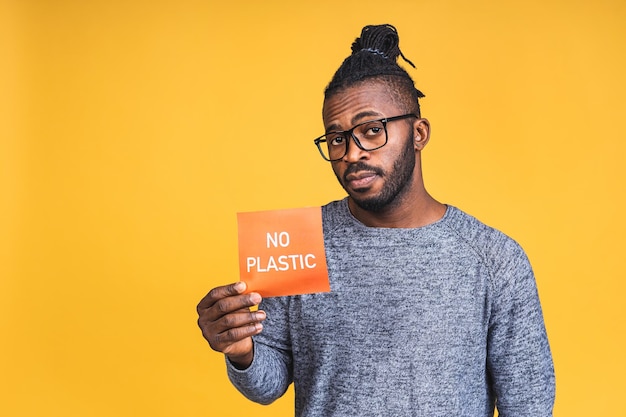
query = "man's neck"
xmin=348 ymin=190 xmax=446 ymax=228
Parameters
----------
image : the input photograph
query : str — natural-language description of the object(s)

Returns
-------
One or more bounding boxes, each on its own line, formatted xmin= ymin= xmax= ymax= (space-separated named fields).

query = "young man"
xmin=197 ymin=24 xmax=555 ymax=416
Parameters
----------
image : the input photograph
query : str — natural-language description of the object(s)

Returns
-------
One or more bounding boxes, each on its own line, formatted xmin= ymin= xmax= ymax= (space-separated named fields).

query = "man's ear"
xmin=413 ymin=118 xmax=431 ymax=151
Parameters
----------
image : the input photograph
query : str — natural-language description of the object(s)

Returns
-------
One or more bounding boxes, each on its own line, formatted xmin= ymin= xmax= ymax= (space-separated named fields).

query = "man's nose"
xmin=342 ymin=135 xmax=370 ymax=163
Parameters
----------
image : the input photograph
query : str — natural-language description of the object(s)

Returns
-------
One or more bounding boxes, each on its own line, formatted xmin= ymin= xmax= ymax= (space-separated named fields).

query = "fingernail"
xmin=234 ymin=282 xmax=246 ymax=292
xmin=250 ymin=293 xmax=262 ymax=304
xmin=255 ymin=311 xmax=266 ymax=320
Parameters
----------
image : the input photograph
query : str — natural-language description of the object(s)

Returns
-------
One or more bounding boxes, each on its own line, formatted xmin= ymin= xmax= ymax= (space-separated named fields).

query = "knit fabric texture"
xmin=227 ymin=198 xmax=555 ymax=416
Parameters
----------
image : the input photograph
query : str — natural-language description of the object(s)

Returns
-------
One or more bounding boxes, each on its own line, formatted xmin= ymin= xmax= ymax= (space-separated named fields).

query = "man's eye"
xmin=329 ymin=135 xmax=345 ymax=146
xmin=365 ymin=126 xmax=383 ymax=136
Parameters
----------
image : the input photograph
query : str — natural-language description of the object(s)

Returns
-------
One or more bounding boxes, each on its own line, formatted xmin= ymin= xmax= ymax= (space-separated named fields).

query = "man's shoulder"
xmin=443 ymin=206 xmax=527 ymax=264
xmin=321 ymin=198 xmax=346 ymax=213
xmin=321 ymin=198 xmax=351 ymax=233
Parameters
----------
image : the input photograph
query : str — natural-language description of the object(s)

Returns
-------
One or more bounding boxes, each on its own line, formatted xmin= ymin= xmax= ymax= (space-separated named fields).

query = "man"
xmin=197 ymin=24 xmax=555 ymax=416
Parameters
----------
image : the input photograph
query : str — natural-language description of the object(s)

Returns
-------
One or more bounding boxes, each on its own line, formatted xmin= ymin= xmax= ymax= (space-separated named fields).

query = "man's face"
xmin=322 ymin=81 xmax=418 ymax=213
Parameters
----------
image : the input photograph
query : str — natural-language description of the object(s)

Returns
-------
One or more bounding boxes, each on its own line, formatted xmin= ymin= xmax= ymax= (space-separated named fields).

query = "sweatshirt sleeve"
xmin=226 ymin=296 xmax=294 ymax=405
xmin=487 ymin=239 xmax=556 ymax=416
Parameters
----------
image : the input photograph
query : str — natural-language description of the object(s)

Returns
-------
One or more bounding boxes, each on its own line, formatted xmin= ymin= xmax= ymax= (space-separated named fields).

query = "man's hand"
xmin=197 ymin=282 xmax=265 ymax=369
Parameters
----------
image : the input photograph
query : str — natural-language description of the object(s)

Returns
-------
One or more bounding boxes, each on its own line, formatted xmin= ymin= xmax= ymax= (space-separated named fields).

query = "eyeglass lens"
xmin=320 ymin=120 xmax=387 ymax=161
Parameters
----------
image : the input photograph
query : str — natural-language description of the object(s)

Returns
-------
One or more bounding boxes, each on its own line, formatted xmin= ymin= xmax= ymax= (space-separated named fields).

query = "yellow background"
xmin=1 ymin=0 xmax=625 ymax=416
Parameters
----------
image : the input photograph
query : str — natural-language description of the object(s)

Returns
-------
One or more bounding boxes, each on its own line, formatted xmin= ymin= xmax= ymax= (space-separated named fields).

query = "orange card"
xmin=237 ymin=207 xmax=330 ymax=297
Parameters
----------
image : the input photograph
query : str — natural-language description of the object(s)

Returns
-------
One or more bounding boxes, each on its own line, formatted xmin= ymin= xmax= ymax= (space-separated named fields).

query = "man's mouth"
xmin=345 ymin=171 xmax=378 ymax=189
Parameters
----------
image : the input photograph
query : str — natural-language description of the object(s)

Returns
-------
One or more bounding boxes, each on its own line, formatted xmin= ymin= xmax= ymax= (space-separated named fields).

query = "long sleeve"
xmin=226 ymin=296 xmax=294 ymax=405
xmin=221 ymin=201 xmax=555 ymax=417
xmin=226 ymin=340 xmax=293 ymax=404
xmin=487 ymin=240 xmax=555 ymax=416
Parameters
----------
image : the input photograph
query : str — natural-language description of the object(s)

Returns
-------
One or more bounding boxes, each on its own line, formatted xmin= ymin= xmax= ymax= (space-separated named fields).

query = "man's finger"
xmin=210 ymin=322 xmax=264 ymax=352
xmin=202 ymin=292 xmax=261 ymax=322
xmin=196 ymin=282 xmax=247 ymax=313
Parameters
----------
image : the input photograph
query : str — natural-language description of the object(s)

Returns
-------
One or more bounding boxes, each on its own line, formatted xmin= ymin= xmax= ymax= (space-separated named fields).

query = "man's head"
xmin=319 ymin=24 xmax=430 ymax=215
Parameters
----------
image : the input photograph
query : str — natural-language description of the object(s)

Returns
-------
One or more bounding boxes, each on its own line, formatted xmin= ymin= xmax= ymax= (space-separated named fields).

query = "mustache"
xmin=343 ymin=162 xmax=384 ymax=181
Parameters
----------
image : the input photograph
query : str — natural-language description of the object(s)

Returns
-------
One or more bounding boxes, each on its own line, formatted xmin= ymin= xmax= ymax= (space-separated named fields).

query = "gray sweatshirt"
xmin=228 ymin=199 xmax=555 ymax=416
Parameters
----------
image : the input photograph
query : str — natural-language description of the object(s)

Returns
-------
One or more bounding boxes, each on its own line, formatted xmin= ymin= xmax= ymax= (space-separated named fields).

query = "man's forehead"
xmin=322 ymin=81 xmax=400 ymax=127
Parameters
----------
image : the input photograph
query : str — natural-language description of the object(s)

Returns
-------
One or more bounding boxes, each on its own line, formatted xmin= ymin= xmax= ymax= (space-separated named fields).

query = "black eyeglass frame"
xmin=313 ymin=113 xmax=418 ymax=162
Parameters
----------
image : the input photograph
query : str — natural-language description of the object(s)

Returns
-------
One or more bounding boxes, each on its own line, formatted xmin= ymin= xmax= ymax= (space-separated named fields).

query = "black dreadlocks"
xmin=324 ymin=24 xmax=425 ymax=117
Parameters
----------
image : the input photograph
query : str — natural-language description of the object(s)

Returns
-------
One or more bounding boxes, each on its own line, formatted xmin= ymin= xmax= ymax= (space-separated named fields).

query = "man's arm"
xmin=197 ymin=283 xmax=293 ymax=404
xmin=226 ymin=338 xmax=293 ymax=405
xmin=487 ymin=243 xmax=556 ymax=416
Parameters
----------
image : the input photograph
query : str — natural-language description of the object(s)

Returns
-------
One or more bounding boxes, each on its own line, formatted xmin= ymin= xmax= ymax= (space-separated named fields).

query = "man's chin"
xmin=346 ymin=186 xmax=374 ymax=202
xmin=349 ymin=194 xmax=389 ymax=213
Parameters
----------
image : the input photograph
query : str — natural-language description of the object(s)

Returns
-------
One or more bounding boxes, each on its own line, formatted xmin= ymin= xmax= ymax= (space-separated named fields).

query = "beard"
xmin=337 ymin=133 xmax=416 ymax=213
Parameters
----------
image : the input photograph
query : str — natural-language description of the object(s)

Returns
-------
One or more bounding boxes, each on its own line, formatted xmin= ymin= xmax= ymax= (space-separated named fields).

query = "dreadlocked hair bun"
xmin=350 ymin=24 xmax=415 ymax=68
xmin=325 ymin=24 xmax=425 ymax=114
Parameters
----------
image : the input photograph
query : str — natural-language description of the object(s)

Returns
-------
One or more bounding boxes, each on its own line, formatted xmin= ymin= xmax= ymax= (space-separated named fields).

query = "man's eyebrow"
xmin=325 ymin=111 xmax=384 ymax=133
xmin=351 ymin=111 xmax=383 ymax=125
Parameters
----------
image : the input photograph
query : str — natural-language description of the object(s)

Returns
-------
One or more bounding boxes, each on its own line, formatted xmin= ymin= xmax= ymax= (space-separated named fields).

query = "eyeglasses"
xmin=313 ymin=114 xmax=418 ymax=161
